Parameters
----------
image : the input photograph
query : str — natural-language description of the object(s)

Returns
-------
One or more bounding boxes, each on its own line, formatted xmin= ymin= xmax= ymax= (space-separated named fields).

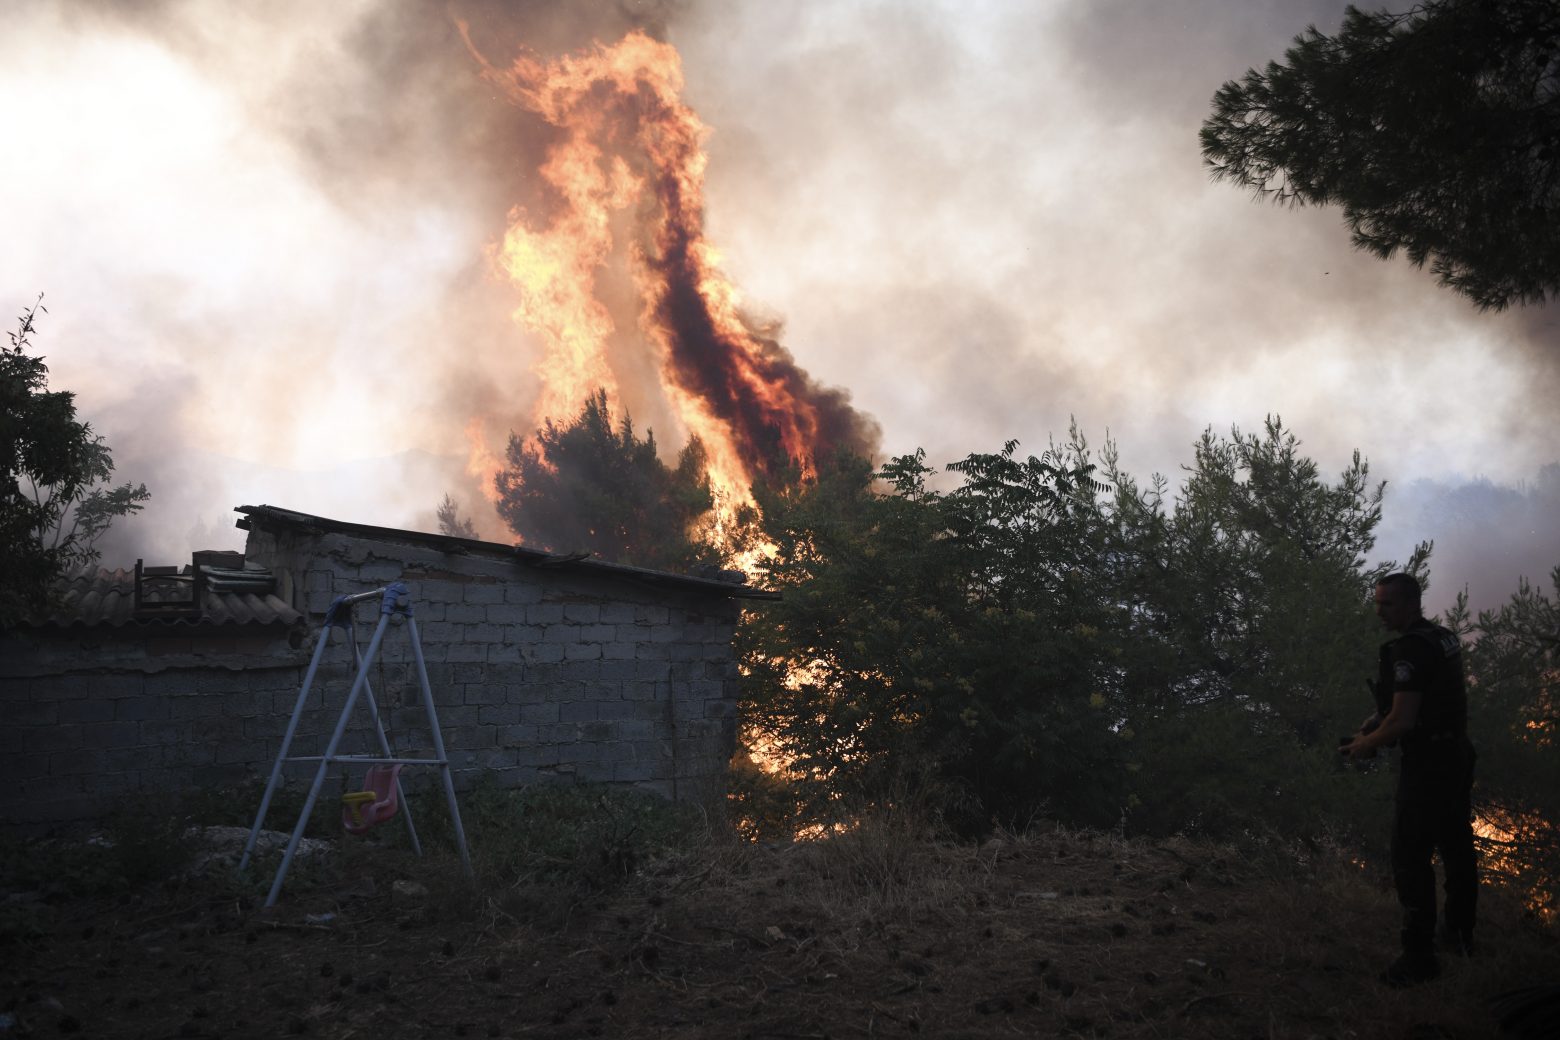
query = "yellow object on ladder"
xmin=342 ymin=764 xmax=403 ymax=833
xmin=238 ymin=583 xmax=472 ymax=906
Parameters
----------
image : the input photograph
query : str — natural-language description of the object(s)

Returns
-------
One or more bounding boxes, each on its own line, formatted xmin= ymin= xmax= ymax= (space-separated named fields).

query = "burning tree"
xmin=463 ymin=28 xmax=877 ymax=534
xmin=740 ymin=441 xmax=1131 ymax=836
xmin=494 ymin=390 xmax=722 ymax=572
xmin=1453 ymin=573 xmax=1560 ymax=921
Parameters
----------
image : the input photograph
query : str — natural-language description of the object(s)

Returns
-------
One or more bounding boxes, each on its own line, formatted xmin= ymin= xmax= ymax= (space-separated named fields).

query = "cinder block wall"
xmin=0 ymin=528 xmax=743 ymax=828
xmin=0 ymin=632 xmax=308 ymax=826
xmin=244 ymin=526 xmax=742 ymax=803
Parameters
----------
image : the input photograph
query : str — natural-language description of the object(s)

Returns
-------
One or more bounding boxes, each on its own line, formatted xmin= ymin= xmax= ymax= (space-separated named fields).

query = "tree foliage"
xmin=1090 ymin=420 xmax=1425 ymax=839
xmin=740 ymin=419 xmax=1431 ymax=842
xmin=435 ymin=493 xmax=479 ymax=539
xmin=1201 ymin=0 xmax=1560 ymax=309
xmin=1 ymin=297 xmax=149 ymax=627
xmin=494 ymin=390 xmax=720 ymax=572
xmin=737 ymin=449 xmax=1085 ymax=835
xmin=1451 ymin=571 xmax=1560 ymax=919
xmin=738 ymin=418 xmax=1560 ymax=934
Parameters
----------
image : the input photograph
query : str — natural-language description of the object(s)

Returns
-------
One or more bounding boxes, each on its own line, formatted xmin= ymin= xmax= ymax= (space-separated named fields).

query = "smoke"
xmin=651 ymin=265 xmax=882 ymax=476
xmin=1377 ymin=466 xmax=1560 ymax=616
xmin=4 ymin=0 xmax=1556 ymax=605
xmin=641 ymin=90 xmax=881 ymax=478
xmin=1050 ymin=0 xmax=1356 ymax=124
xmin=667 ymin=0 xmax=1560 ymax=593
xmin=5 ymin=0 xmax=689 ymax=558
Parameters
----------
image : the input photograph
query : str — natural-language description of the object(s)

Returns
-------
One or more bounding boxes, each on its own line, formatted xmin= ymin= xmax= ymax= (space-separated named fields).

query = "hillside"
xmin=3 ymin=818 xmax=1556 ymax=1039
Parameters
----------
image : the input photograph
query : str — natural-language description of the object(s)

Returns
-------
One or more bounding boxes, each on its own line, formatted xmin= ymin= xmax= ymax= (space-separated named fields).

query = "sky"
xmin=3 ymin=0 xmax=1556 ymax=614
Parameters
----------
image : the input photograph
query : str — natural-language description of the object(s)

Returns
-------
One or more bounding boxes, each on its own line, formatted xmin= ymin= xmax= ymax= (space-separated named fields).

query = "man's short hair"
xmin=1376 ymin=572 xmax=1422 ymax=608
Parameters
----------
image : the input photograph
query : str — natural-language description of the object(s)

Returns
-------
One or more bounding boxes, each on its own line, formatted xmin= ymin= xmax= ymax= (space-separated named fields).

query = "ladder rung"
xmin=244 ymin=595 xmax=472 ymax=907
xmin=286 ymin=755 xmax=447 ymax=766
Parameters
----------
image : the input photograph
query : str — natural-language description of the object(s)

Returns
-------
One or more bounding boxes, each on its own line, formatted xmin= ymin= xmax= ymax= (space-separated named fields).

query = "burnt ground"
xmin=3 ymin=822 xmax=1557 ymax=1040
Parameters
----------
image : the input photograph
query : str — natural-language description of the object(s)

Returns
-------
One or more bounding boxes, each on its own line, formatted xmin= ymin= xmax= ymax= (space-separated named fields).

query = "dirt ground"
xmin=3 ymin=823 xmax=1557 ymax=1040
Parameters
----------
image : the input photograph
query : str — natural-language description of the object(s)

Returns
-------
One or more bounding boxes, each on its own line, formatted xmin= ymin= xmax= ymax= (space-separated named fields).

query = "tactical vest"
xmin=1376 ymin=619 xmax=1468 ymax=752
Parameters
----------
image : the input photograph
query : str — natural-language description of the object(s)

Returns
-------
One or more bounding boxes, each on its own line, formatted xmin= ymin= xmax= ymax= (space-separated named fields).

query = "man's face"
xmin=1374 ymin=584 xmax=1417 ymax=632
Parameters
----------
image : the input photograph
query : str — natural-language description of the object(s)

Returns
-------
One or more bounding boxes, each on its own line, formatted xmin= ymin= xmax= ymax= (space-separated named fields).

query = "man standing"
xmin=1340 ymin=572 xmax=1478 ymax=986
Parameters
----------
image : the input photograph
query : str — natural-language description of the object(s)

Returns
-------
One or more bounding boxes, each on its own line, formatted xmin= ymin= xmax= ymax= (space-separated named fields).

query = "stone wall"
xmin=0 ymin=523 xmax=744 ymax=829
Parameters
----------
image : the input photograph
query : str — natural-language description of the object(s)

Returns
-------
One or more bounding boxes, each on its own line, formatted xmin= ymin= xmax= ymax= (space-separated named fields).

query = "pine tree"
xmin=1201 ymin=0 xmax=1560 ymax=309
xmin=494 ymin=390 xmax=719 ymax=572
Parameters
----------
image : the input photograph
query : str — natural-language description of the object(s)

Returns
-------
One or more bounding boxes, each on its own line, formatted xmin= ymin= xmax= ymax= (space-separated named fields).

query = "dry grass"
xmin=3 ymin=815 xmax=1557 ymax=1038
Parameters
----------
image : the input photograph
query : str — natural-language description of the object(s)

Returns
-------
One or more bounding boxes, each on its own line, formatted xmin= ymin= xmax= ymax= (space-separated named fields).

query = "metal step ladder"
xmin=239 ymin=582 xmax=473 ymax=905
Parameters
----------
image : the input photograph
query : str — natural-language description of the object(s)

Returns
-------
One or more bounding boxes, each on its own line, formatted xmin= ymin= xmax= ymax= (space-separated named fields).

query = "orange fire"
xmin=463 ymin=417 xmax=506 ymax=504
xmin=461 ymin=27 xmax=877 ymax=526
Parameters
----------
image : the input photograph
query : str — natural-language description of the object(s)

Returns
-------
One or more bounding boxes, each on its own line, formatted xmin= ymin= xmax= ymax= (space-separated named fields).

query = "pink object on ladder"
xmin=342 ymin=764 xmax=403 ymax=834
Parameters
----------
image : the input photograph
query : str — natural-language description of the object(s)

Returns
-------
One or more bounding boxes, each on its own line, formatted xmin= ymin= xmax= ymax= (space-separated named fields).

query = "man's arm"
xmin=1343 ymin=691 xmax=1420 ymax=759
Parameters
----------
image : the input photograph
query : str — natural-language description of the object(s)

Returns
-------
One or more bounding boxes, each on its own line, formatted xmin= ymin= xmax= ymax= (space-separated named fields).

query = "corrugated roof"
xmin=234 ymin=504 xmax=779 ymax=600
xmin=20 ymin=565 xmax=304 ymax=632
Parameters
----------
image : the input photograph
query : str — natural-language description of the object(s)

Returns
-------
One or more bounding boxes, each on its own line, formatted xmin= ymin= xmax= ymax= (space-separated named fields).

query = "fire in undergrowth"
xmin=460 ymin=27 xmax=878 ymax=526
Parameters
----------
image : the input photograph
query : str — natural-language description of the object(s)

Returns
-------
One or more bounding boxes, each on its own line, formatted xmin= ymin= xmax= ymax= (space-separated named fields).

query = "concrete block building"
xmin=0 ymin=505 xmax=771 ymax=828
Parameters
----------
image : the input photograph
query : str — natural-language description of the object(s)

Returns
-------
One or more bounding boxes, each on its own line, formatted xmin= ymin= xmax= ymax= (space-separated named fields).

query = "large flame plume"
xmin=462 ymin=28 xmax=878 ymax=512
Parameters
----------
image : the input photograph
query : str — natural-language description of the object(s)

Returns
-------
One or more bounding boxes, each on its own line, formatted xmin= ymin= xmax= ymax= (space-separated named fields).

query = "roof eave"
xmin=234 ymin=504 xmax=780 ymax=600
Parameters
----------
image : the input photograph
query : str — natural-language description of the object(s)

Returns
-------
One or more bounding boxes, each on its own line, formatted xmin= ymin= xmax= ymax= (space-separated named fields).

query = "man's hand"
xmin=1339 ymin=712 xmax=1383 ymax=760
xmin=1339 ymin=734 xmax=1377 ymax=761
xmin=1342 ymin=692 xmax=1419 ymax=760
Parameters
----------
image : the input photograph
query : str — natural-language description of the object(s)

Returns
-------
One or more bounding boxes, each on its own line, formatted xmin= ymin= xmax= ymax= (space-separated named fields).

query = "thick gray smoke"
xmin=1377 ymin=467 xmax=1560 ymax=616
xmin=4 ymin=0 xmax=1555 ymax=612
xmin=670 ymin=1 xmax=1560 ymax=609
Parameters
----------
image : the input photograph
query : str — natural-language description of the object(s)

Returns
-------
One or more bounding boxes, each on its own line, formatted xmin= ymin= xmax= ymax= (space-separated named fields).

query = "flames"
xmin=461 ymin=27 xmax=877 ymax=520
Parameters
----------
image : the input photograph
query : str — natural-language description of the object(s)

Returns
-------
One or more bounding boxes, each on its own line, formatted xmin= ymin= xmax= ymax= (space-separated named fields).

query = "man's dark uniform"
xmin=1377 ymin=618 xmax=1478 ymax=959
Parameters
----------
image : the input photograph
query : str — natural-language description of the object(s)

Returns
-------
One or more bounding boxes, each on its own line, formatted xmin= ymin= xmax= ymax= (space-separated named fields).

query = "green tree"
xmin=1 ymin=296 xmax=149 ymax=626
xmin=938 ymin=435 xmax=1126 ymax=828
xmin=739 ymin=452 xmax=975 ymax=830
xmin=740 ymin=439 xmax=1128 ymax=837
xmin=494 ymin=390 xmax=719 ymax=571
xmin=740 ymin=419 xmax=1418 ymax=844
xmin=1201 ymin=0 xmax=1560 ymax=309
xmin=1095 ymin=419 xmax=1417 ymax=839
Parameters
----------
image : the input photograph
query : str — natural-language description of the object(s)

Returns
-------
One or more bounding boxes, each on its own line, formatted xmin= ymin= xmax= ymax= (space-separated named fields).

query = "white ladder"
xmin=239 ymin=582 xmax=473 ymax=905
